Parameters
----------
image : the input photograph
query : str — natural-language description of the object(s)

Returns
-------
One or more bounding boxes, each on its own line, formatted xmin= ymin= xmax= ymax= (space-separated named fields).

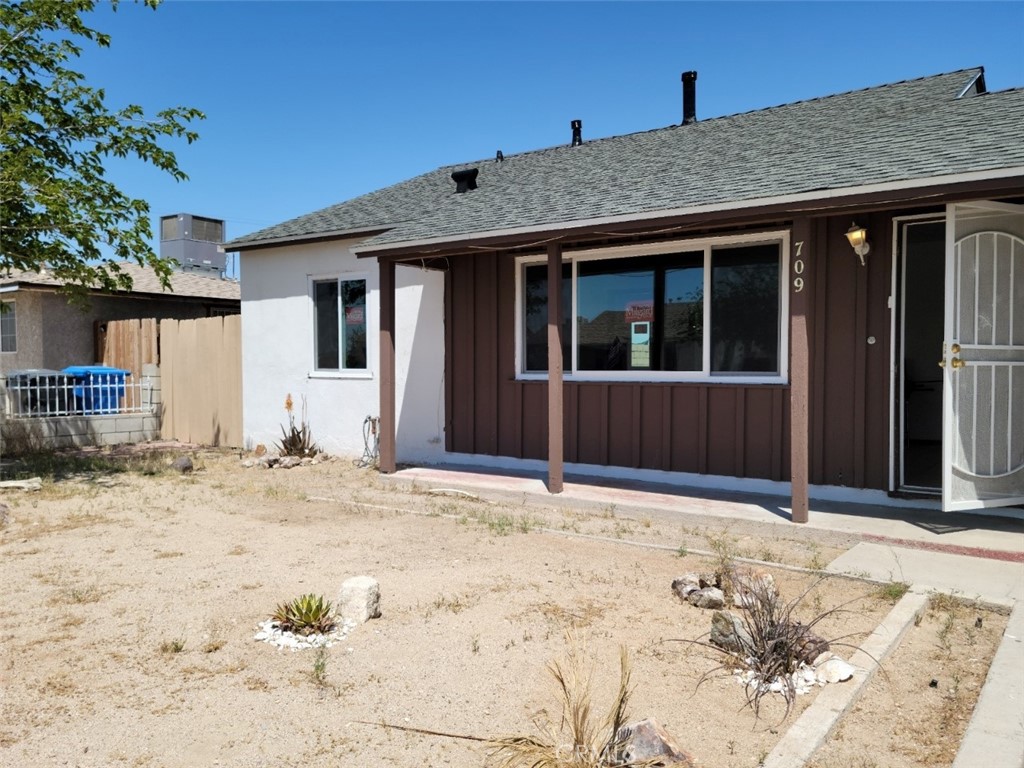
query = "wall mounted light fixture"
xmin=845 ymin=222 xmax=871 ymax=266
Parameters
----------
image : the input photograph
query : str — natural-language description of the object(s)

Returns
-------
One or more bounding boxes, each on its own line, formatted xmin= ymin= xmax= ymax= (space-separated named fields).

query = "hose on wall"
xmin=354 ymin=415 xmax=380 ymax=468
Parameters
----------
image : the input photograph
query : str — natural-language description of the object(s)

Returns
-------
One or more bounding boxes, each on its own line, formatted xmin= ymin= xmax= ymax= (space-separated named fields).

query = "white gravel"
xmin=253 ymin=617 xmax=357 ymax=651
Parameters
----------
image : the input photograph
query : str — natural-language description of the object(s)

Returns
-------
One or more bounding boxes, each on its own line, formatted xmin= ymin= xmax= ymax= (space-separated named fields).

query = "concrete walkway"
xmin=387 ymin=463 xmax=1024 ymax=767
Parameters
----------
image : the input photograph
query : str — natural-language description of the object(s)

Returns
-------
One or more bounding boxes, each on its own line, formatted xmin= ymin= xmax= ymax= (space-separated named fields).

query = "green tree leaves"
xmin=0 ymin=0 xmax=204 ymax=298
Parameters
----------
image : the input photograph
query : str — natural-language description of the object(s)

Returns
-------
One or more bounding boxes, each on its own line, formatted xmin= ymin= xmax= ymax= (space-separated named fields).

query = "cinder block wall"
xmin=0 ymin=365 xmax=162 ymax=452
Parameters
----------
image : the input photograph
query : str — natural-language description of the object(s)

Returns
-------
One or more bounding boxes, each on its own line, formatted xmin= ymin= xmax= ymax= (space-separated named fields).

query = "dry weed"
xmin=488 ymin=632 xmax=638 ymax=768
xmin=536 ymin=599 xmax=608 ymax=629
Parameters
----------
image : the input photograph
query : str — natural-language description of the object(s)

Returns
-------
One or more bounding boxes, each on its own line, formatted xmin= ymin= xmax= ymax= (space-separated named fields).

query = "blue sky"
xmin=80 ymin=1 xmax=1024 ymax=275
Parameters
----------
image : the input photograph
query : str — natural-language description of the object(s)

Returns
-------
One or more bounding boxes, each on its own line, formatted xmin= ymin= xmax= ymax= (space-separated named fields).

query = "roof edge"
xmin=224 ymin=226 xmax=390 ymax=253
xmin=0 ymin=282 xmax=238 ymax=302
xmin=352 ymin=165 xmax=1024 ymax=256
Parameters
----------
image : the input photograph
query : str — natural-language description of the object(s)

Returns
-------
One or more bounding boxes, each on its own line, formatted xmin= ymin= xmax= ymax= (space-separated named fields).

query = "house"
xmin=227 ymin=68 xmax=1023 ymax=518
xmin=0 ymin=262 xmax=240 ymax=372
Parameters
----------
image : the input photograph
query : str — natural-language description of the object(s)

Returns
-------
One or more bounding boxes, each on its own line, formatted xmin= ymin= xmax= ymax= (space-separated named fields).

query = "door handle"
xmin=938 ymin=358 xmax=946 ymax=368
xmin=951 ymin=357 xmax=967 ymax=370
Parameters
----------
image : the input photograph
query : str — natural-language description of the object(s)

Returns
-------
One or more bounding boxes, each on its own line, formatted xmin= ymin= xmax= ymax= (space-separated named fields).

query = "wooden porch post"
xmin=790 ymin=218 xmax=812 ymax=523
xmin=379 ymin=258 xmax=397 ymax=473
xmin=547 ymin=243 xmax=564 ymax=493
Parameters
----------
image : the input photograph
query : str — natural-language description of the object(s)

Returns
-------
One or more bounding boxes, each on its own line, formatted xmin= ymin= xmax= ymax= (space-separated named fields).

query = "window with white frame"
xmin=0 ymin=300 xmax=15 ymax=353
xmin=312 ymin=277 xmax=367 ymax=371
xmin=518 ymin=233 xmax=787 ymax=381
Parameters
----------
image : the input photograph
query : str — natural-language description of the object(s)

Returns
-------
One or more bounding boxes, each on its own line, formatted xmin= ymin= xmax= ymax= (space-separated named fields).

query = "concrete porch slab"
xmin=391 ymin=464 xmax=1024 ymax=559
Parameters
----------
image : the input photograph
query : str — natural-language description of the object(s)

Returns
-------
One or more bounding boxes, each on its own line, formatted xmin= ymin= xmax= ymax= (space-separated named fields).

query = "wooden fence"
xmin=101 ymin=318 xmax=159 ymax=381
xmin=160 ymin=315 xmax=242 ymax=447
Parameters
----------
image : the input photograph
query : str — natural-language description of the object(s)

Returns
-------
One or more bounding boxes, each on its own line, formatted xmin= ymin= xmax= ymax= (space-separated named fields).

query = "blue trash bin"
xmin=62 ymin=366 xmax=130 ymax=414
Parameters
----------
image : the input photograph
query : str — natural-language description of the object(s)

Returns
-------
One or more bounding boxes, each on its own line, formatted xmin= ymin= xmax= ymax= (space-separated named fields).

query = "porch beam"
xmin=790 ymin=217 xmax=812 ymax=523
xmin=547 ymin=243 xmax=564 ymax=494
xmin=379 ymin=258 xmax=397 ymax=473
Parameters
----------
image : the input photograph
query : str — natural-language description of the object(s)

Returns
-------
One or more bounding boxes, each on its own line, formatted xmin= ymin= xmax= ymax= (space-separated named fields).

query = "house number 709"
xmin=793 ymin=241 xmax=805 ymax=292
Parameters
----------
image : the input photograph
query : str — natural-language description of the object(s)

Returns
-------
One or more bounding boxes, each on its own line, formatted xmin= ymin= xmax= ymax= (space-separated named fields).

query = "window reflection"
xmin=578 ymin=261 xmax=653 ymax=370
xmin=314 ymin=281 xmax=339 ymax=370
xmin=663 ymin=264 xmax=704 ymax=371
xmin=341 ymin=280 xmax=367 ymax=369
xmin=519 ymin=240 xmax=781 ymax=377
xmin=710 ymin=244 xmax=779 ymax=373
xmin=524 ymin=263 xmax=572 ymax=371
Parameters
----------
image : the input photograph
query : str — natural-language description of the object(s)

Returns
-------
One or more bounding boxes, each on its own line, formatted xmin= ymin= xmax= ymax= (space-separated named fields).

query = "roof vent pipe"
xmin=571 ymin=119 xmax=582 ymax=147
xmin=451 ymin=167 xmax=479 ymax=193
xmin=682 ymin=71 xmax=697 ymax=125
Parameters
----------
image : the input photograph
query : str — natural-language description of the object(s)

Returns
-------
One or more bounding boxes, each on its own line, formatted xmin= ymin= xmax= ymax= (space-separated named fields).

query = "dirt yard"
xmin=0 ymin=449 xmax=1008 ymax=768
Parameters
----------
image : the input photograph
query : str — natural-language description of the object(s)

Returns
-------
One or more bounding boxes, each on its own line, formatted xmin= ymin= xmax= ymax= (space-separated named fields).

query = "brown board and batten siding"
xmin=812 ymin=213 xmax=893 ymax=491
xmin=445 ymin=212 xmax=896 ymax=491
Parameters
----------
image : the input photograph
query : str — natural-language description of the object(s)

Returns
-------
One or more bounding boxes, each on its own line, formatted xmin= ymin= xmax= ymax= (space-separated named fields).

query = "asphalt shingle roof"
xmin=2 ymin=263 xmax=240 ymax=301
xmin=226 ymin=69 xmax=1024 ymax=253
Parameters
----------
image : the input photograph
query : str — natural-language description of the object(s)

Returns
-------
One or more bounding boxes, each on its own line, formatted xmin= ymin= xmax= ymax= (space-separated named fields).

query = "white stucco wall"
xmin=240 ymin=239 xmax=445 ymax=462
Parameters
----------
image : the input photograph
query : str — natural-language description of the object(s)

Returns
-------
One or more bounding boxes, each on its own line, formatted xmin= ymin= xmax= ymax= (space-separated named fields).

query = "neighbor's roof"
xmin=226 ymin=68 xmax=1024 ymax=253
xmin=1 ymin=263 xmax=240 ymax=301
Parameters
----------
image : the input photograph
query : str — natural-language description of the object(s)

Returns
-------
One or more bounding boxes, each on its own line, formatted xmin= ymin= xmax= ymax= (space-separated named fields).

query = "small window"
xmin=0 ymin=300 xmax=15 ymax=353
xmin=313 ymin=278 xmax=366 ymax=371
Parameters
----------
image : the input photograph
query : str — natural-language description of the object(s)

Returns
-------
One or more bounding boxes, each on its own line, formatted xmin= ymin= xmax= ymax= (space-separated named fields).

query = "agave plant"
xmin=272 ymin=594 xmax=336 ymax=635
xmin=276 ymin=393 xmax=319 ymax=458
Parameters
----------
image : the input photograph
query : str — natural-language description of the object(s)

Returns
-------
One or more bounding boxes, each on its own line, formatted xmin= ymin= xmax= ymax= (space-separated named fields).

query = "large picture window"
xmin=0 ymin=300 xmax=15 ymax=353
xmin=313 ymin=278 xmax=366 ymax=371
xmin=518 ymin=234 xmax=786 ymax=381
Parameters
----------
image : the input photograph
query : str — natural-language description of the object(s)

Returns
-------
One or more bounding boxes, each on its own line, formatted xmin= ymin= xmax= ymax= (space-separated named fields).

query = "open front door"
xmin=942 ymin=202 xmax=1024 ymax=511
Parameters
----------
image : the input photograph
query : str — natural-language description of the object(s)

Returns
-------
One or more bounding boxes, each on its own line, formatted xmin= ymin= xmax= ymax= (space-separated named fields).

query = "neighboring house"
xmin=228 ymin=67 xmax=1023 ymax=517
xmin=0 ymin=263 xmax=240 ymax=372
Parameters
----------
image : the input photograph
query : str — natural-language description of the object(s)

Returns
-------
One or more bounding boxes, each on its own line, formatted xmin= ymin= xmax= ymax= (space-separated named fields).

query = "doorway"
xmin=898 ymin=219 xmax=945 ymax=490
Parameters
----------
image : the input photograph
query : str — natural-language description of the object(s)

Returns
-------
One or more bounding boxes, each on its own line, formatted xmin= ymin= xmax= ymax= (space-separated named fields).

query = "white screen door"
xmin=942 ymin=201 xmax=1024 ymax=511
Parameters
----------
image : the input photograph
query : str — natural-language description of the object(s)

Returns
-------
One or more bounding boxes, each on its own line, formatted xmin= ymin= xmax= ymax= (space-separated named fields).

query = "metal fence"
xmin=2 ymin=373 xmax=155 ymax=418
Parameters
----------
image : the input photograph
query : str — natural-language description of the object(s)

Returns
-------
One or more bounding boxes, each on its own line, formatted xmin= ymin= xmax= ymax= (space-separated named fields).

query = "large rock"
xmin=792 ymin=624 xmax=830 ymax=664
xmin=815 ymin=657 xmax=854 ymax=684
xmin=687 ymin=587 xmax=725 ymax=609
xmin=171 ymin=456 xmax=193 ymax=473
xmin=338 ymin=576 xmax=381 ymax=624
xmin=671 ymin=574 xmax=700 ymax=601
xmin=672 ymin=573 xmax=722 ymax=603
xmin=732 ymin=569 xmax=777 ymax=609
xmin=710 ymin=610 xmax=753 ymax=656
xmin=613 ymin=718 xmax=697 ymax=767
